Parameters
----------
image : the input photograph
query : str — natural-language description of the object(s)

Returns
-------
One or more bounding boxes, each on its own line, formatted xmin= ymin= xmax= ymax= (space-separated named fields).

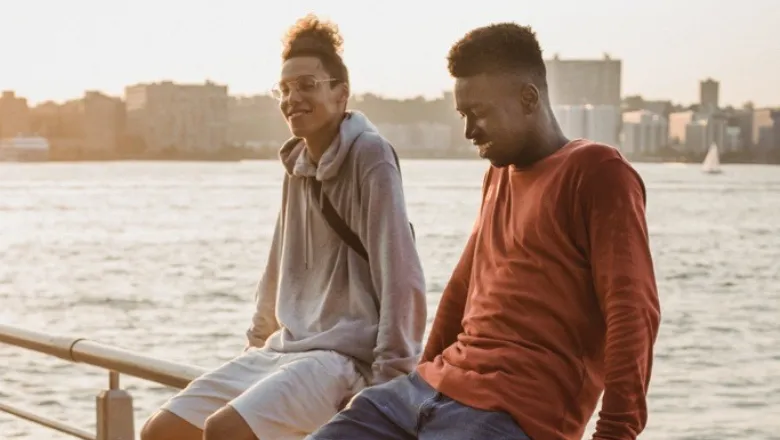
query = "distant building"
xmin=772 ymin=111 xmax=780 ymax=151
xmin=684 ymin=120 xmax=708 ymax=153
xmin=227 ymin=95 xmax=286 ymax=147
xmin=29 ymin=101 xmax=63 ymax=137
xmin=554 ymin=105 xmax=586 ymax=139
xmin=685 ymin=117 xmax=727 ymax=154
xmin=586 ymin=105 xmax=620 ymax=146
xmin=752 ymin=108 xmax=775 ymax=150
xmin=27 ymin=92 xmax=125 ymax=154
xmin=669 ymin=110 xmax=729 ymax=154
xmin=83 ymin=91 xmax=125 ymax=152
xmin=622 ymin=96 xmax=673 ymax=118
xmin=416 ymin=122 xmax=453 ymax=153
xmin=726 ymin=109 xmax=755 ymax=151
xmin=0 ymin=91 xmax=31 ymax=138
xmin=668 ymin=110 xmax=695 ymax=145
xmin=376 ymin=122 xmax=452 ymax=157
xmin=553 ymin=104 xmax=620 ymax=146
xmin=621 ymin=110 xmax=668 ymax=155
xmin=125 ymin=80 xmax=229 ymax=152
xmin=724 ymin=126 xmax=741 ymax=152
xmin=545 ymin=54 xmax=621 ymax=107
xmin=699 ymin=78 xmax=719 ymax=114
xmin=643 ymin=100 xmax=673 ymax=118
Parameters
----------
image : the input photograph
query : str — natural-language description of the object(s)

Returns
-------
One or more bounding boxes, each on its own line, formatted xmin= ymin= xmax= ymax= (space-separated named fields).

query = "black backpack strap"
xmin=309 ymin=141 xmax=415 ymax=262
xmin=310 ymin=178 xmax=369 ymax=262
xmin=389 ymin=146 xmax=402 ymax=178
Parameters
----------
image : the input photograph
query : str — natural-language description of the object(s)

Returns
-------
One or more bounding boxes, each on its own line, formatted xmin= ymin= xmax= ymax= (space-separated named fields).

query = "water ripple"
xmin=1 ymin=161 xmax=778 ymax=439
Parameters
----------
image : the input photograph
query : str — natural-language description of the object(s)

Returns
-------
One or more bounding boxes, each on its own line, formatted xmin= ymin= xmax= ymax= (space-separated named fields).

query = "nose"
xmin=464 ymin=118 xmax=478 ymax=141
xmin=287 ymin=86 xmax=304 ymax=105
xmin=280 ymin=88 xmax=303 ymax=111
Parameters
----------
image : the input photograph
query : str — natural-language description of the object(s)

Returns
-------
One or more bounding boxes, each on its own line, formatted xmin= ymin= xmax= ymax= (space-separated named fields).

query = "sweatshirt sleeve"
xmin=245 ymin=180 xmax=286 ymax=348
xmin=360 ymin=161 xmax=427 ymax=386
xmin=421 ymin=167 xmax=491 ymax=363
xmin=582 ymin=158 xmax=661 ymax=440
xmin=420 ymin=230 xmax=475 ymax=363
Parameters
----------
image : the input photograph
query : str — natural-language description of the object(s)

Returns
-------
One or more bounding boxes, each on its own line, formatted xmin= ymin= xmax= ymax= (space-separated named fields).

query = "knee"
xmin=202 ymin=416 xmax=223 ymax=440
xmin=140 ymin=411 xmax=172 ymax=440
xmin=140 ymin=410 xmax=198 ymax=440
xmin=203 ymin=406 xmax=255 ymax=440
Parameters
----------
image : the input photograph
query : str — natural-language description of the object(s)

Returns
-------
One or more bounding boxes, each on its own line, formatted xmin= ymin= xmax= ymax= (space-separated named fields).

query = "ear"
xmin=520 ymin=84 xmax=540 ymax=115
xmin=337 ymin=82 xmax=350 ymax=106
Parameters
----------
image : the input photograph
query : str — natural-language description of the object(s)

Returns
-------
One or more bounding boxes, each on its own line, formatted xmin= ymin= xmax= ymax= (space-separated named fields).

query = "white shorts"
xmin=161 ymin=348 xmax=366 ymax=440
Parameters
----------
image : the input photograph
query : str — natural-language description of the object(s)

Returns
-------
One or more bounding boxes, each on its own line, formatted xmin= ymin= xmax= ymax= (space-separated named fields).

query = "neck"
xmin=539 ymin=121 xmax=570 ymax=154
xmin=304 ymin=114 xmax=344 ymax=164
xmin=539 ymin=103 xmax=570 ymax=151
xmin=512 ymin=112 xmax=570 ymax=168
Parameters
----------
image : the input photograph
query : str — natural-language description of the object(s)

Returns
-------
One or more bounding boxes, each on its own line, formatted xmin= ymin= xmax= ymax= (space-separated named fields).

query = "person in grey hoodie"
xmin=140 ymin=14 xmax=427 ymax=440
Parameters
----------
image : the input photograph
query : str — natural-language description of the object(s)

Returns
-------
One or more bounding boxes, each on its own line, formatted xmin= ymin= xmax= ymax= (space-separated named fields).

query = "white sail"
xmin=702 ymin=142 xmax=722 ymax=174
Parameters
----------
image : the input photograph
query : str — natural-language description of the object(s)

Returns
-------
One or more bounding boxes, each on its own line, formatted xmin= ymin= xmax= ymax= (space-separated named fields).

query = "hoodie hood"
xmin=279 ymin=110 xmax=379 ymax=181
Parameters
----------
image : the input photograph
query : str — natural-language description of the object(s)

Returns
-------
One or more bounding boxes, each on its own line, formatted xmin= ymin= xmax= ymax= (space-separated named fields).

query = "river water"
xmin=1 ymin=160 xmax=778 ymax=439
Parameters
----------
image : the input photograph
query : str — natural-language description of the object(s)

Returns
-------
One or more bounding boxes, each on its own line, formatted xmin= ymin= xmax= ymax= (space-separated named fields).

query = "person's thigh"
xmin=157 ymin=349 xmax=268 ymax=430
xmin=420 ymin=397 xmax=530 ymax=440
xmin=230 ymin=350 xmax=366 ymax=440
xmin=307 ymin=372 xmax=436 ymax=440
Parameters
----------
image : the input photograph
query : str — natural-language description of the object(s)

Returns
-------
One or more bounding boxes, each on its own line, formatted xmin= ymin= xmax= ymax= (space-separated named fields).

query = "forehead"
xmin=454 ymin=74 xmax=515 ymax=110
xmin=280 ymin=57 xmax=329 ymax=81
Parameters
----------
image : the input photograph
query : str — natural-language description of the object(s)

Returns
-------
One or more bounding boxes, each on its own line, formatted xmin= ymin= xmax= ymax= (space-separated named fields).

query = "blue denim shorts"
xmin=307 ymin=371 xmax=529 ymax=440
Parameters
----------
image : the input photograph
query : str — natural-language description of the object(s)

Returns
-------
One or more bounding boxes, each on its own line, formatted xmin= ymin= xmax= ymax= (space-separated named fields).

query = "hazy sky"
xmin=3 ymin=0 xmax=778 ymax=107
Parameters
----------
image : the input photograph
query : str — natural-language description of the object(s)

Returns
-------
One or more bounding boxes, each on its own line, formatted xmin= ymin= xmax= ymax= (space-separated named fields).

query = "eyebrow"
xmin=280 ymin=74 xmax=316 ymax=82
xmin=457 ymin=103 xmax=489 ymax=114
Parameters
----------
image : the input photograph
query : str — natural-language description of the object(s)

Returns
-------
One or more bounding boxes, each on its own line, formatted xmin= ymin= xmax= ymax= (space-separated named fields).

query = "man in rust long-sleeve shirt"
xmin=309 ymin=22 xmax=661 ymax=440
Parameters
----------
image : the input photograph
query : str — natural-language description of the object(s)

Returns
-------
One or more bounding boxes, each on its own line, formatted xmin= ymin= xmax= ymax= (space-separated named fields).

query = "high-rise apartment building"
xmin=545 ymin=54 xmax=622 ymax=107
xmin=699 ymin=78 xmax=719 ymax=114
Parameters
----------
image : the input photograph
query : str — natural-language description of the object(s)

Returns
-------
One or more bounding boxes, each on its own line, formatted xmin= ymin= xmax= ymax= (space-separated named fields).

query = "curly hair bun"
xmin=282 ymin=14 xmax=344 ymax=60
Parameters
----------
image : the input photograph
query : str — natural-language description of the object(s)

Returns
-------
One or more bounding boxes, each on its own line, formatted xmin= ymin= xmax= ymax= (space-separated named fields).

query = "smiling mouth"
xmin=288 ymin=110 xmax=310 ymax=119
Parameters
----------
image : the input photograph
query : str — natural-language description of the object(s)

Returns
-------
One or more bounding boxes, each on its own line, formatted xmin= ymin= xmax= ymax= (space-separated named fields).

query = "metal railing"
xmin=0 ymin=323 xmax=209 ymax=440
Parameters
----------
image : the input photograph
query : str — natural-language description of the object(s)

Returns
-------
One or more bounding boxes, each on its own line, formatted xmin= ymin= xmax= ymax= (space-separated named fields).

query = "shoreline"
xmin=2 ymin=155 xmax=778 ymax=165
xmin=2 ymin=147 xmax=779 ymax=165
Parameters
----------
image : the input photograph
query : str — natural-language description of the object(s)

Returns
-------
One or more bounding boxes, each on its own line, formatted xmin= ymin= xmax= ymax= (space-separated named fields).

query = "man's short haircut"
xmin=447 ymin=22 xmax=547 ymax=90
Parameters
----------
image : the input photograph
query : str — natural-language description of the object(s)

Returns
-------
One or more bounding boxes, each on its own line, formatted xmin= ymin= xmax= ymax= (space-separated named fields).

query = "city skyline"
xmin=3 ymin=0 xmax=779 ymax=107
xmin=3 ymin=70 xmax=773 ymax=113
xmin=4 ymin=75 xmax=778 ymax=164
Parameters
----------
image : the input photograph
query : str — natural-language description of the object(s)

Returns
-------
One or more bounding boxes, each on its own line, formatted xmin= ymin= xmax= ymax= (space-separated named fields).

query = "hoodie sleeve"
xmin=359 ymin=161 xmax=427 ymax=386
xmin=245 ymin=179 xmax=287 ymax=348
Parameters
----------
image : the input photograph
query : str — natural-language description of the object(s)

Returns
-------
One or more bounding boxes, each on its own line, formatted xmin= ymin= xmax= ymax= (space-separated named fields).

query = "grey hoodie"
xmin=246 ymin=110 xmax=427 ymax=386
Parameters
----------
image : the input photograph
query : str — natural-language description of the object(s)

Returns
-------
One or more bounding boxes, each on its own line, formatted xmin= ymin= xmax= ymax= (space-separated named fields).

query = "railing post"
xmin=96 ymin=371 xmax=135 ymax=440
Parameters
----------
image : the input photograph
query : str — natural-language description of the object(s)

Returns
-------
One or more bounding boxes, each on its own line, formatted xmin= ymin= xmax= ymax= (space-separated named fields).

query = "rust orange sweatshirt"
xmin=417 ymin=140 xmax=661 ymax=440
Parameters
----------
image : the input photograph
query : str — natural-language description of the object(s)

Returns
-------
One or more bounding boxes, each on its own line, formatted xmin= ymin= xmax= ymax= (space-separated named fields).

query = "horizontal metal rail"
xmin=0 ymin=401 xmax=95 ymax=440
xmin=0 ymin=323 xmax=208 ymax=388
xmin=0 ymin=323 xmax=210 ymax=439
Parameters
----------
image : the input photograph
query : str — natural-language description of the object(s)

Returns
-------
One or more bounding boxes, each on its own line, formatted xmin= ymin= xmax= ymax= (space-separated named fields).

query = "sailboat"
xmin=701 ymin=142 xmax=722 ymax=174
